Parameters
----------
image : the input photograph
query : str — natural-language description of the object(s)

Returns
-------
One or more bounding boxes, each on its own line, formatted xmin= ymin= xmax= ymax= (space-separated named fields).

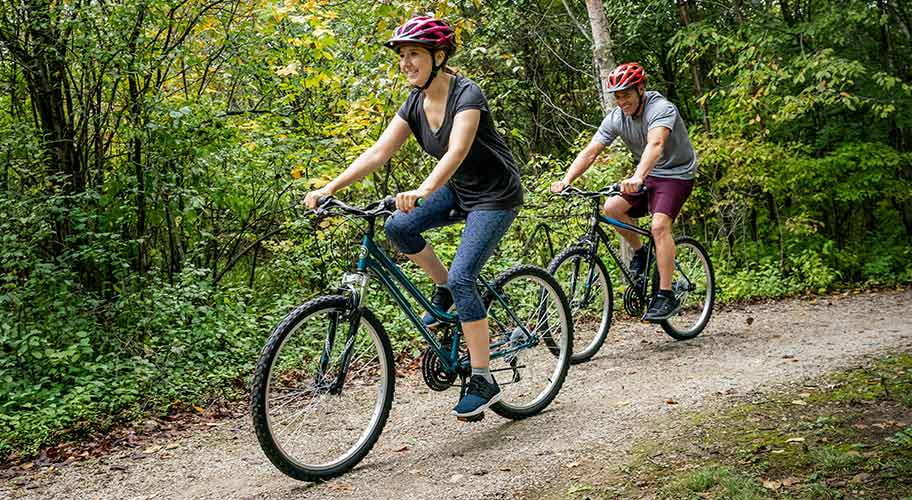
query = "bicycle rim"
xmin=662 ymin=239 xmax=714 ymax=339
xmin=253 ymin=297 xmax=393 ymax=479
xmin=549 ymin=249 xmax=612 ymax=362
xmin=487 ymin=266 xmax=571 ymax=418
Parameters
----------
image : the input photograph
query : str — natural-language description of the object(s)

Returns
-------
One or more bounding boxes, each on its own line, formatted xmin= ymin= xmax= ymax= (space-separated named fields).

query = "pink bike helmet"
xmin=606 ymin=62 xmax=647 ymax=92
xmin=384 ymin=16 xmax=456 ymax=54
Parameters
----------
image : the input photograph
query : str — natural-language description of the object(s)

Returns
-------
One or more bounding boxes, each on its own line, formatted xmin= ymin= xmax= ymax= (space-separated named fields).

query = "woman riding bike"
xmin=304 ymin=16 xmax=523 ymax=419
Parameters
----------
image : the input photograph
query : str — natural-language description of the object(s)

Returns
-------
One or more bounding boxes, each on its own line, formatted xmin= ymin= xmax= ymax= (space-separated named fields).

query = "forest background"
xmin=0 ymin=0 xmax=909 ymax=457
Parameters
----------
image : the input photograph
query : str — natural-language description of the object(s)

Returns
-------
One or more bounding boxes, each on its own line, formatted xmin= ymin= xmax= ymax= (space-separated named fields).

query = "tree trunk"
xmin=585 ymin=0 xmax=644 ymax=263
xmin=1 ymin=0 xmax=84 ymax=249
xmin=127 ymin=3 xmax=148 ymax=274
xmin=585 ymin=0 xmax=616 ymax=113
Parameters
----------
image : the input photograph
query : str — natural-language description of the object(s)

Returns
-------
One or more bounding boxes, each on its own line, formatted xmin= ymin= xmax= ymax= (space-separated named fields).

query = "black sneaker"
xmin=642 ymin=291 xmax=680 ymax=322
xmin=423 ymin=285 xmax=454 ymax=328
xmin=452 ymin=375 xmax=502 ymax=417
xmin=629 ymin=248 xmax=653 ymax=278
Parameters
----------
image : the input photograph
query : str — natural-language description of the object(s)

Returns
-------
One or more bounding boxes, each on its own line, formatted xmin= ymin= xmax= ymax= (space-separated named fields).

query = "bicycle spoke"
xmin=660 ymin=239 xmax=715 ymax=340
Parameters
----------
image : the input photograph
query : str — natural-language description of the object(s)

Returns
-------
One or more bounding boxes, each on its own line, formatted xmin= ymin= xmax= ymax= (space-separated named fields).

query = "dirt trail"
xmin=4 ymin=289 xmax=910 ymax=500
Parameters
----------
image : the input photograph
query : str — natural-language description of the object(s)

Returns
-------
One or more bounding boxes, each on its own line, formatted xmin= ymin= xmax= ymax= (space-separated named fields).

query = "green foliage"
xmin=0 ymin=0 xmax=910 ymax=456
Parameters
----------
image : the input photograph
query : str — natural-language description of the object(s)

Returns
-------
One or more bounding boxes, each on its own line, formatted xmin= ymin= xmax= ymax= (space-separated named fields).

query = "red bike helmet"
xmin=384 ymin=16 xmax=456 ymax=54
xmin=606 ymin=62 xmax=646 ymax=92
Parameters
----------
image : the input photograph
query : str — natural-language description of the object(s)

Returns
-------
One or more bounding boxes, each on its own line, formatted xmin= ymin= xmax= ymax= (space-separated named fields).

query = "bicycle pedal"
xmin=456 ymin=412 xmax=485 ymax=423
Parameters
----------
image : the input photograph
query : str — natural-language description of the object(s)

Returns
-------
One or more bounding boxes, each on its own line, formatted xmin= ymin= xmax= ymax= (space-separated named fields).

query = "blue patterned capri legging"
xmin=383 ymin=185 xmax=517 ymax=322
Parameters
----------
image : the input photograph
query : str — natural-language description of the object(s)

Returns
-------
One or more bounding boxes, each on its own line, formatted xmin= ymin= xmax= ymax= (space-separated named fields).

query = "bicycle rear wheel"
xmin=547 ymin=246 xmax=613 ymax=363
xmin=485 ymin=265 xmax=572 ymax=420
xmin=657 ymin=237 xmax=715 ymax=340
xmin=251 ymin=295 xmax=394 ymax=481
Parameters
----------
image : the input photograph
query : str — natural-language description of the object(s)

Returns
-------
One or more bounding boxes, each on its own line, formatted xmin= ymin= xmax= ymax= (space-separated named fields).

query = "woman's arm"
xmin=305 ymin=116 xmax=412 ymax=208
xmin=395 ymin=109 xmax=480 ymax=212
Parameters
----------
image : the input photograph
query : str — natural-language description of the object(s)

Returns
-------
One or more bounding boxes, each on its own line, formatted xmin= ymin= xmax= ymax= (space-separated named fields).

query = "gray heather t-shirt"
xmin=397 ymin=75 xmax=523 ymax=211
xmin=594 ymin=91 xmax=697 ymax=180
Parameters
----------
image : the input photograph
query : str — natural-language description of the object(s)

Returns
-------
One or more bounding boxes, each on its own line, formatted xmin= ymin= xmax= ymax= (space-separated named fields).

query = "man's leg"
xmin=652 ymin=213 xmax=675 ymax=290
xmin=603 ymin=195 xmax=641 ymax=250
xmin=642 ymin=177 xmax=693 ymax=321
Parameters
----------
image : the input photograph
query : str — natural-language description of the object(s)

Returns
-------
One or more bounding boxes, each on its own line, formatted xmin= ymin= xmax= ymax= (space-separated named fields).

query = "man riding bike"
xmin=550 ymin=62 xmax=697 ymax=321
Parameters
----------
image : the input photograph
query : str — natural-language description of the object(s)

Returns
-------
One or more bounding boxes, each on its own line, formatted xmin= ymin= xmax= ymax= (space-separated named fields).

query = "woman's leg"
xmin=384 ymin=185 xmax=459 ymax=283
xmin=448 ymin=208 xmax=516 ymax=417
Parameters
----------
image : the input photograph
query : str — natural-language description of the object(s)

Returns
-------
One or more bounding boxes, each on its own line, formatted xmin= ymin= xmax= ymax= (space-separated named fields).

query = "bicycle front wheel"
xmin=251 ymin=296 xmax=394 ymax=481
xmin=547 ymin=246 xmax=613 ymax=363
xmin=658 ymin=237 xmax=715 ymax=340
xmin=485 ymin=265 xmax=572 ymax=420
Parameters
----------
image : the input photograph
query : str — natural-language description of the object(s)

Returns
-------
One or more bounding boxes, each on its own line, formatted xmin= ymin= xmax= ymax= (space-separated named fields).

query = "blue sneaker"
xmin=423 ymin=286 xmax=454 ymax=328
xmin=452 ymin=375 xmax=502 ymax=417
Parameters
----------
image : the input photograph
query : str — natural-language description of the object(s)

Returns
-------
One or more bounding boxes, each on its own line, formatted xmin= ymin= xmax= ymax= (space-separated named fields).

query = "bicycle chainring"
xmin=421 ymin=347 xmax=456 ymax=392
xmin=623 ymin=286 xmax=646 ymax=317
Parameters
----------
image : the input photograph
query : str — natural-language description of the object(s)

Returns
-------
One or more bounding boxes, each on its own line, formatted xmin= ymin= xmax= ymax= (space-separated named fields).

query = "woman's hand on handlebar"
xmin=395 ymin=188 xmax=429 ymax=213
xmin=304 ymin=187 xmax=334 ymax=209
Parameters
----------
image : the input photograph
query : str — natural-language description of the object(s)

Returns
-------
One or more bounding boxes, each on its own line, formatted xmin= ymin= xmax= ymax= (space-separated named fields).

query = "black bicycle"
xmin=548 ymin=185 xmax=715 ymax=363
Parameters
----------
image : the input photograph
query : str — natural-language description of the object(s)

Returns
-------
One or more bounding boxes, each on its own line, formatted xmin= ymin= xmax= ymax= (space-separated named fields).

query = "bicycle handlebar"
xmin=302 ymin=195 xmax=425 ymax=219
xmin=555 ymin=184 xmax=621 ymax=199
xmin=553 ymin=183 xmax=646 ymax=199
xmin=300 ymin=196 xmax=397 ymax=219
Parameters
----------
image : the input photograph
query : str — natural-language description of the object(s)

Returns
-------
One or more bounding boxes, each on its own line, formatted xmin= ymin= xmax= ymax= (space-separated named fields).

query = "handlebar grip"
xmin=381 ymin=196 xmax=397 ymax=211
xmin=382 ymin=196 xmax=424 ymax=211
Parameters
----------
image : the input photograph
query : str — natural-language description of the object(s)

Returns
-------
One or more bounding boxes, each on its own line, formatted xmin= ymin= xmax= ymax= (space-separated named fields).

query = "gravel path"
xmin=4 ymin=288 xmax=910 ymax=500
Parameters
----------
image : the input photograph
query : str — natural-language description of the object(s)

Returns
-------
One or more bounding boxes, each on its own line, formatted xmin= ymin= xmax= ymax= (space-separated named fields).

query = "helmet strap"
xmin=419 ymin=49 xmax=448 ymax=90
xmin=633 ymin=87 xmax=645 ymax=117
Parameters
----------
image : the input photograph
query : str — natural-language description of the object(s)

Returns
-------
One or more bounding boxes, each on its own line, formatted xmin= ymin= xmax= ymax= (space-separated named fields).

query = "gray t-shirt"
xmin=594 ymin=91 xmax=697 ymax=180
xmin=397 ymin=75 xmax=523 ymax=211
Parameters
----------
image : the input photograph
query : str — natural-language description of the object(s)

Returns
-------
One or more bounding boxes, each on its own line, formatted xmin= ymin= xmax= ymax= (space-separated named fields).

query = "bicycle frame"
xmin=340 ymin=217 xmax=534 ymax=376
xmin=561 ymin=189 xmax=702 ymax=312
xmin=575 ymin=199 xmax=656 ymax=300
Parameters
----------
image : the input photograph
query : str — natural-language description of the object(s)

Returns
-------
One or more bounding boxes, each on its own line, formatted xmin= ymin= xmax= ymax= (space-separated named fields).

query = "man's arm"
xmin=621 ymin=126 xmax=669 ymax=193
xmin=550 ymin=137 xmax=606 ymax=192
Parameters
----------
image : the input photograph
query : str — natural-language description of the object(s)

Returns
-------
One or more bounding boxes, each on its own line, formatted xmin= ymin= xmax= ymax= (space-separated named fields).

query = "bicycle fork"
xmin=315 ymin=272 xmax=370 ymax=395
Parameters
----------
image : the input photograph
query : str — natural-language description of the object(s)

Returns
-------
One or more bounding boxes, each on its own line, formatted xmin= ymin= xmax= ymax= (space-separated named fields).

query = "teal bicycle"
xmin=251 ymin=196 xmax=573 ymax=481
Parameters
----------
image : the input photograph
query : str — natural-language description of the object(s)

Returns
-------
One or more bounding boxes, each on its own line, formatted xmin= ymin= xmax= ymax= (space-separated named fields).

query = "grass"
xmin=552 ymin=353 xmax=912 ymax=499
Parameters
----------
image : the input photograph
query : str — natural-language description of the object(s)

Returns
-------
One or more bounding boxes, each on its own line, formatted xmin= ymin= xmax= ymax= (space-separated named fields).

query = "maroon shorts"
xmin=620 ymin=176 xmax=693 ymax=220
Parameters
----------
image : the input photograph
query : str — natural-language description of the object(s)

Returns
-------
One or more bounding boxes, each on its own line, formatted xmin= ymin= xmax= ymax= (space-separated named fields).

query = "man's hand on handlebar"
xmin=620 ymin=176 xmax=644 ymax=194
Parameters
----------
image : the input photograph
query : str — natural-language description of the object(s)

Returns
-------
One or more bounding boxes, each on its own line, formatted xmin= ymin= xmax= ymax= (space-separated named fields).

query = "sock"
xmin=472 ymin=367 xmax=494 ymax=384
xmin=658 ymin=289 xmax=674 ymax=297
